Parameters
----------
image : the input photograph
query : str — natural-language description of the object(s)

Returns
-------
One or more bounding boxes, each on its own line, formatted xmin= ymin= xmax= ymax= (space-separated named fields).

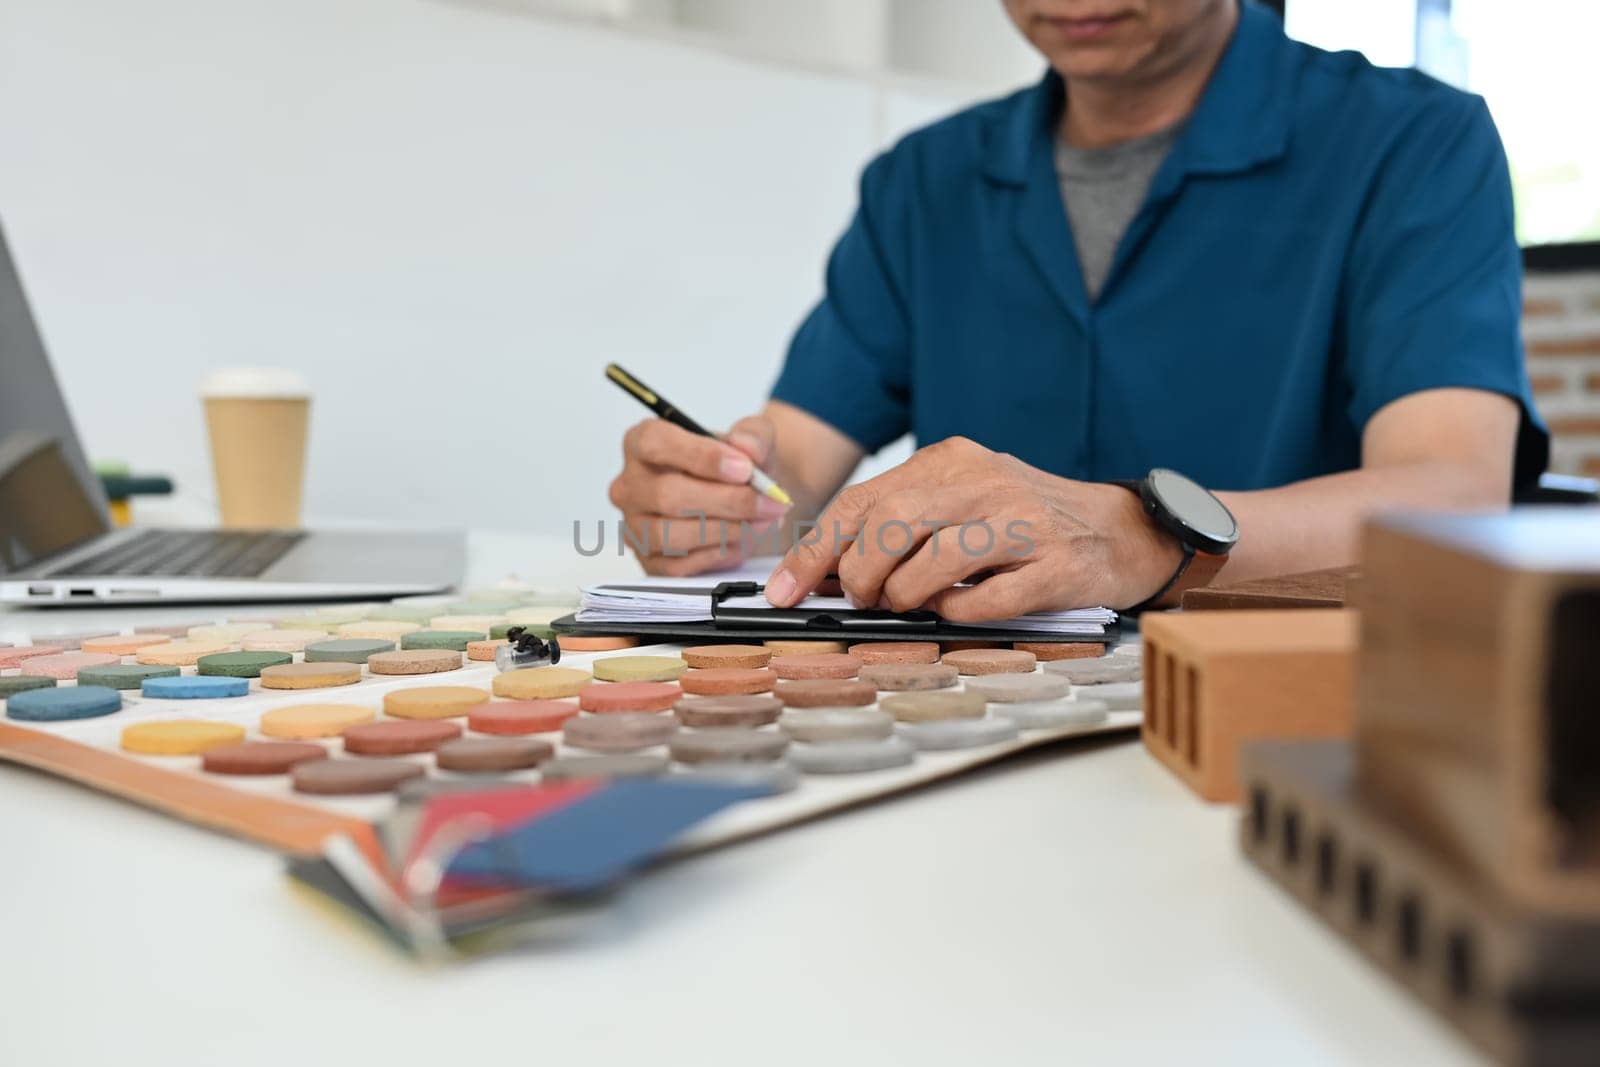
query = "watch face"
xmin=1148 ymin=468 xmax=1238 ymax=551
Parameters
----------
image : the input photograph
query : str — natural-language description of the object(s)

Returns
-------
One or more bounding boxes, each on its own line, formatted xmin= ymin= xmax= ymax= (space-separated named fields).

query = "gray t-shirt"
xmin=1054 ymin=124 xmax=1181 ymax=301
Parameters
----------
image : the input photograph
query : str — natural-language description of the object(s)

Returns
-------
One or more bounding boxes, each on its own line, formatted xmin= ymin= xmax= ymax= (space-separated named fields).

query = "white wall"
xmin=0 ymin=0 xmax=1037 ymax=538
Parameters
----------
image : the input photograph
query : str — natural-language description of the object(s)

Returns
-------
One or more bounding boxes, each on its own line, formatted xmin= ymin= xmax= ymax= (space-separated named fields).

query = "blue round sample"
xmin=6 ymin=685 xmax=123 ymax=722
xmin=141 ymin=675 xmax=250 ymax=699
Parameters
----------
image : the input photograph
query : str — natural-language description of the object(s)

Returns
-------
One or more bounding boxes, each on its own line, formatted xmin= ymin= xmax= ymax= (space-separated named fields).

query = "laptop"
xmin=0 ymin=224 xmax=464 ymax=606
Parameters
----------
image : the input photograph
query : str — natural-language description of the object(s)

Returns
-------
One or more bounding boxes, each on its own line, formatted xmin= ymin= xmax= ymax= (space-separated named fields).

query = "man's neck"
xmin=1059 ymin=2 xmax=1239 ymax=150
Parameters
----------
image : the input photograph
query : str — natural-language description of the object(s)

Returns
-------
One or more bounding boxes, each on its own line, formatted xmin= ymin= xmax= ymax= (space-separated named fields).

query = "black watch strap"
xmin=1112 ymin=478 xmax=1196 ymax=614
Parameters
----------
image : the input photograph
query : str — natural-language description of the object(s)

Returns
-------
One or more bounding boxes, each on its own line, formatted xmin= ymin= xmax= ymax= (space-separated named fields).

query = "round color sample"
xmin=270 ymin=616 xmax=340 ymax=633
xmin=446 ymin=599 xmax=522 ymax=615
xmin=136 ymin=640 xmax=233 ymax=666
xmin=23 ymin=651 xmax=120 ymax=680
xmin=679 ymin=761 xmax=801 ymax=795
xmin=367 ymin=649 xmax=461 ymax=675
xmin=492 ymin=666 xmax=591 ymax=700
xmin=196 ymin=651 xmax=293 ymax=678
xmin=778 ymin=707 xmax=895 ymax=743
xmin=467 ymin=700 xmax=580 ymax=735
xmin=898 ymin=716 xmax=1021 ymax=751
xmin=201 ymin=741 xmax=329 ymax=776
xmin=74 ymin=663 xmax=179 ymax=690
xmin=382 ymin=686 xmax=490 ymax=720
xmin=962 ymin=672 xmax=1073 ymax=703
xmin=789 ymin=736 xmax=916 ymax=774
xmin=1041 ymin=658 xmax=1142 ymax=685
xmin=80 ymin=633 xmax=172 ymax=656
xmin=338 ymin=622 xmax=421 ymax=641
xmin=402 ymin=630 xmax=486 ymax=652
xmin=293 ymin=758 xmax=425 ymax=796
xmin=991 ymin=697 xmax=1109 ymax=730
xmin=428 ymin=614 xmax=507 ymax=632
xmin=1014 ymin=641 xmax=1107 ymax=662
xmin=1113 ymin=642 xmax=1141 ymax=659
xmin=774 ymin=678 xmax=877 ymax=708
xmin=259 ymin=662 xmax=361 ymax=690
xmin=669 ymin=728 xmax=790 ymax=765
xmin=304 ymin=639 xmax=395 ymax=664
xmin=435 ymin=737 xmax=553 ymax=773
xmin=30 ymin=632 xmax=117 ymax=650
xmin=139 ymin=623 xmax=211 ymax=637
xmin=858 ymin=662 xmax=959 ymax=691
xmin=578 ymin=681 xmax=683 ymax=714
xmin=1070 ymin=681 xmax=1142 ymax=711
xmin=466 ymin=639 xmax=507 ymax=662
xmin=847 ymin=641 xmax=940 ymax=665
xmin=879 ymin=690 xmax=987 ymax=723
xmin=6 ymin=685 xmax=123 ymax=722
xmin=678 ymin=668 xmax=777 ymax=696
xmin=539 ymin=753 xmax=668 ymax=782
xmin=0 ymin=675 xmax=57 ymax=699
xmin=591 ymin=655 xmax=687 ymax=683
xmin=241 ymin=629 xmax=327 ymax=653
xmin=673 ymin=694 xmax=783 ymax=729
xmin=941 ymin=648 xmax=1038 ymax=676
xmin=260 ymin=703 xmax=376 ymax=740
xmin=121 ymin=720 xmax=246 ymax=755
xmin=763 ymin=639 xmax=848 ymax=655
xmin=312 ymin=605 xmax=374 ymax=623
xmin=556 ymin=635 xmax=640 ymax=652
xmin=0 ymin=647 xmax=58 ymax=669
xmin=343 ymin=719 xmax=462 ymax=755
xmin=187 ymin=623 xmax=269 ymax=644
xmin=681 ymin=644 xmax=773 ymax=670
xmin=770 ymin=653 xmax=862 ymax=680
xmin=142 ymin=675 xmax=250 ymax=699
xmin=505 ymin=606 xmax=568 ymax=627
xmin=366 ymin=604 xmax=438 ymax=623
xmin=562 ymin=712 xmax=678 ymax=753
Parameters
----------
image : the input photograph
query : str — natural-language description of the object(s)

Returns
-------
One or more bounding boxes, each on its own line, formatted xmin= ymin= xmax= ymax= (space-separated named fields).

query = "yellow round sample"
xmin=259 ymin=703 xmax=375 ymax=739
xmin=259 ymin=662 xmax=362 ymax=690
xmin=383 ymin=686 xmax=490 ymax=720
xmin=492 ymin=666 xmax=591 ymax=700
xmin=187 ymin=623 xmax=269 ymax=643
xmin=338 ymin=621 xmax=420 ymax=640
xmin=122 ymin=720 xmax=246 ymax=755
xmin=137 ymin=640 xmax=233 ymax=666
xmin=505 ymin=606 xmax=568 ymax=627
xmin=429 ymin=614 xmax=506 ymax=632
xmin=591 ymin=655 xmax=687 ymax=683
xmin=241 ymin=628 xmax=326 ymax=652
xmin=311 ymin=605 xmax=373 ymax=624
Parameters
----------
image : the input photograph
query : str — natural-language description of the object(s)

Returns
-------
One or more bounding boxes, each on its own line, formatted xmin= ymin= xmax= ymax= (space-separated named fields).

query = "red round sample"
xmin=775 ymin=678 xmax=878 ymax=707
xmin=578 ymin=681 xmax=683 ymax=713
xmin=678 ymin=668 xmax=778 ymax=696
xmin=202 ymin=741 xmax=330 ymax=776
xmin=467 ymin=699 xmax=579 ymax=735
xmin=681 ymin=644 xmax=773 ymax=670
xmin=343 ymin=719 xmax=462 ymax=755
xmin=770 ymin=653 xmax=862 ymax=679
xmin=846 ymin=642 xmax=940 ymax=665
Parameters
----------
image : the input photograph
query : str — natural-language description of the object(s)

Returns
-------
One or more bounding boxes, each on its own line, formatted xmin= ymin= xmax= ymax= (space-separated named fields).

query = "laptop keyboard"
xmin=50 ymin=529 xmax=306 ymax=579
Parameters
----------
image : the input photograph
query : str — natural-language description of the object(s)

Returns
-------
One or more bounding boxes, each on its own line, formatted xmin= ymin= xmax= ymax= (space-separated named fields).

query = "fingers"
xmin=833 ymin=487 xmax=983 ymax=609
xmin=764 ymin=480 xmax=883 ymax=606
xmin=876 ymin=519 xmax=1015 ymax=613
xmin=624 ymin=419 xmax=754 ymax=485
xmin=725 ymin=414 xmax=776 ymax=468
xmin=923 ymin=567 xmax=1044 ymax=622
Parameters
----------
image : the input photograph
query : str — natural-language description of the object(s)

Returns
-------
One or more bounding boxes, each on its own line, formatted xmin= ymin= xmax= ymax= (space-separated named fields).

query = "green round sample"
xmin=401 ymin=630 xmax=486 ymax=652
xmin=304 ymin=638 xmax=395 ymax=664
xmin=0 ymin=675 xmax=58 ymax=699
xmin=446 ymin=600 xmax=521 ymax=615
xmin=74 ymin=663 xmax=180 ymax=690
xmin=196 ymin=651 xmax=293 ymax=678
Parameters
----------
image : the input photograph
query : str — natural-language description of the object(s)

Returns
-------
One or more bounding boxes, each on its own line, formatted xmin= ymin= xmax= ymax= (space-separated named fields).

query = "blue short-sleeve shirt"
xmin=771 ymin=1 xmax=1548 ymax=491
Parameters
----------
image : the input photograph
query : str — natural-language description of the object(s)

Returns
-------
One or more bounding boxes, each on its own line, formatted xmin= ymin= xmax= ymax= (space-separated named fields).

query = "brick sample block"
xmin=1180 ymin=564 xmax=1359 ymax=611
xmin=1140 ymin=609 xmax=1356 ymax=802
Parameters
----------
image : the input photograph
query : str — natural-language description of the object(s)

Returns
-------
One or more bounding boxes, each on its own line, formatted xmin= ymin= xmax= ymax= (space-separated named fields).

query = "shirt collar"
xmin=983 ymin=0 xmax=1297 ymax=186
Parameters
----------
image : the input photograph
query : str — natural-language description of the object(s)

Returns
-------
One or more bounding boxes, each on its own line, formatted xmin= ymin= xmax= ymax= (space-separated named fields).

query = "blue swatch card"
xmin=446 ymin=778 xmax=764 ymax=892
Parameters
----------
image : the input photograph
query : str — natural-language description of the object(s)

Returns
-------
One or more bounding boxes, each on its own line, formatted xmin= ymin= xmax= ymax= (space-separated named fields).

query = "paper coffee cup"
xmin=199 ymin=368 xmax=311 ymax=529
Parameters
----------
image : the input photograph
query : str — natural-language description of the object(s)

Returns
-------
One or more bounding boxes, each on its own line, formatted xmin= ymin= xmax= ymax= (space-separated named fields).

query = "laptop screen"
xmin=0 ymin=225 xmax=112 ymax=574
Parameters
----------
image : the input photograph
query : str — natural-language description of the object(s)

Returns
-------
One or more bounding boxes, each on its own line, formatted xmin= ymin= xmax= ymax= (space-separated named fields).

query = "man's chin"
xmin=1040 ymin=49 xmax=1143 ymax=82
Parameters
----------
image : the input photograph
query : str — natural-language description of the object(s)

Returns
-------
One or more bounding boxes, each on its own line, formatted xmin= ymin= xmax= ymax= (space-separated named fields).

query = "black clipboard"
xmin=550 ymin=581 xmax=1118 ymax=646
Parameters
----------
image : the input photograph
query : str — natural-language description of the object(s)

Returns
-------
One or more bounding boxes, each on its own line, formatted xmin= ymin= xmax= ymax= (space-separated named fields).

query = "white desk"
xmin=0 ymin=531 xmax=1480 ymax=1067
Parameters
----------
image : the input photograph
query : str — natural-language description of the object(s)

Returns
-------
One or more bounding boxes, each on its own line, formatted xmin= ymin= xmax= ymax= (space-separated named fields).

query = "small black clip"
xmin=504 ymin=625 xmax=560 ymax=665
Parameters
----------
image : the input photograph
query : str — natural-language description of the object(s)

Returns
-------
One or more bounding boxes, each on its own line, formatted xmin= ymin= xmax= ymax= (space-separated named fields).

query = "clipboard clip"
xmin=711 ymin=581 xmax=941 ymax=632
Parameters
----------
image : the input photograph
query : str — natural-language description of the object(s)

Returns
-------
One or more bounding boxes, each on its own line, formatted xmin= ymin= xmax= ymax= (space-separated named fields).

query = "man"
xmin=608 ymin=0 xmax=1546 ymax=618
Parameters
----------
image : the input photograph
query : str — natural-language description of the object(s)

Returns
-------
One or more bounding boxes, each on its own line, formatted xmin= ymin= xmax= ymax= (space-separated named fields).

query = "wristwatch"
xmin=1112 ymin=469 xmax=1239 ymax=612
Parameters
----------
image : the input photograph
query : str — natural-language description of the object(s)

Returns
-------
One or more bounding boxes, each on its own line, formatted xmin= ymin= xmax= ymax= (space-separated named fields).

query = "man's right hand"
xmin=609 ymin=414 xmax=788 ymax=576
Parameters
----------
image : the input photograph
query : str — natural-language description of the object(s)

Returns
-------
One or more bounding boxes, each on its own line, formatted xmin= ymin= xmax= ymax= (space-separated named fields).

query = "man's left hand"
xmin=763 ymin=437 xmax=1185 ymax=619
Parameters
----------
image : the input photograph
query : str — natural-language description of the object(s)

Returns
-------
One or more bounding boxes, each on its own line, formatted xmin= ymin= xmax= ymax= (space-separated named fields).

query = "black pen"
xmin=605 ymin=362 xmax=792 ymax=506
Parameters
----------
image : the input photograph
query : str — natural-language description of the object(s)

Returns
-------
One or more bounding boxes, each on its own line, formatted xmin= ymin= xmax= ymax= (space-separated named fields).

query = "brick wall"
xmin=1524 ymin=270 xmax=1600 ymax=478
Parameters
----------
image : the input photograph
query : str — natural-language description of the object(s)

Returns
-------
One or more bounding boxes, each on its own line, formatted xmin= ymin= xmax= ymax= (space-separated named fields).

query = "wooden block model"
xmin=1241 ymin=740 xmax=1600 ymax=1067
xmin=1355 ymin=510 xmax=1600 ymax=919
xmin=1139 ymin=609 xmax=1356 ymax=802
xmin=1180 ymin=564 xmax=1359 ymax=611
